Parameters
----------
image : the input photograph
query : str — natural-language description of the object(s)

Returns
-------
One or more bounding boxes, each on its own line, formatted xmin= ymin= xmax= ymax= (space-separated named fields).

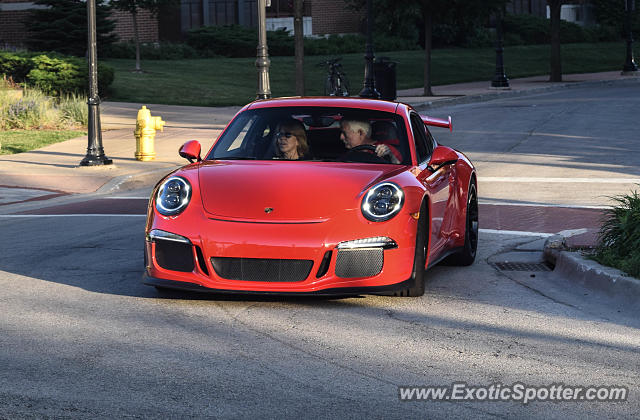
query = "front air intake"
xmin=155 ymin=240 xmax=195 ymax=272
xmin=335 ymin=248 xmax=383 ymax=278
xmin=211 ymin=257 xmax=313 ymax=282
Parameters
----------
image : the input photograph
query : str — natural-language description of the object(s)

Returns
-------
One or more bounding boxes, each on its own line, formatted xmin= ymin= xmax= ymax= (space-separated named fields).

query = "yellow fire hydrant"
xmin=134 ymin=106 xmax=165 ymax=161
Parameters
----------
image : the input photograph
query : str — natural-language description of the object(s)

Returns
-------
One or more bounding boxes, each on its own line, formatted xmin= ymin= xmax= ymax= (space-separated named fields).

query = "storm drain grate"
xmin=490 ymin=262 xmax=552 ymax=272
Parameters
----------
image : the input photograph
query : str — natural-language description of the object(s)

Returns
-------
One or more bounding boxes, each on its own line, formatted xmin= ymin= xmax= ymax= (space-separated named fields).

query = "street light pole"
xmin=491 ymin=10 xmax=510 ymax=88
xmin=80 ymin=0 xmax=112 ymax=166
xmin=622 ymin=0 xmax=638 ymax=74
xmin=359 ymin=0 xmax=380 ymax=98
xmin=256 ymin=0 xmax=272 ymax=99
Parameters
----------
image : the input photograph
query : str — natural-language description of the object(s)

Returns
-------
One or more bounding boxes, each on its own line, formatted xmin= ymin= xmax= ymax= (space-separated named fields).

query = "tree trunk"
xmin=549 ymin=0 xmax=562 ymax=82
xmin=294 ymin=0 xmax=304 ymax=96
xmin=132 ymin=9 xmax=141 ymax=72
xmin=423 ymin=1 xmax=434 ymax=96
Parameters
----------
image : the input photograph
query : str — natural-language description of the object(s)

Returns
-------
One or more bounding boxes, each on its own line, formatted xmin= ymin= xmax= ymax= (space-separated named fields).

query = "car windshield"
xmin=207 ymin=106 xmax=409 ymax=165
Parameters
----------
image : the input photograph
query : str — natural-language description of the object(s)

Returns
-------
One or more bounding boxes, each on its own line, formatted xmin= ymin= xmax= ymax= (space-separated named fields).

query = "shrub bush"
xmin=186 ymin=25 xmax=419 ymax=58
xmin=595 ymin=189 xmax=640 ymax=278
xmin=187 ymin=25 xmax=257 ymax=57
xmin=0 ymin=51 xmax=114 ymax=96
xmin=503 ymin=14 xmax=551 ymax=45
xmin=503 ymin=13 xmax=624 ymax=46
xmin=463 ymin=26 xmax=494 ymax=48
xmin=58 ymin=94 xmax=88 ymax=127
xmin=106 ymin=41 xmax=199 ymax=60
xmin=0 ymin=51 xmax=35 ymax=82
xmin=0 ymin=80 xmax=87 ymax=129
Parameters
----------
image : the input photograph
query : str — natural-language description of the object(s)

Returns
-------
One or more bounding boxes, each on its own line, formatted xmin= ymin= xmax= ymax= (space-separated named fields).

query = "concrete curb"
xmin=543 ymin=235 xmax=640 ymax=302
xmin=406 ymin=76 xmax=640 ymax=110
xmin=96 ymin=166 xmax=180 ymax=194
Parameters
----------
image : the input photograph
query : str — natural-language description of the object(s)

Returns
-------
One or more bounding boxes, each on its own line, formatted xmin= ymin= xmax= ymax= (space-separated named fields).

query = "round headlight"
xmin=156 ymin=176 xmax=192 ymax=216
xmin=361 ymin=182 xmax=404 ymax=222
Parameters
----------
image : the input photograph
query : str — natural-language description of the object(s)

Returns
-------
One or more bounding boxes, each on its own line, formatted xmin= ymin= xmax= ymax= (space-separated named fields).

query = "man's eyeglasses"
xmin=276 ymin=132 xmax=295 ymax=139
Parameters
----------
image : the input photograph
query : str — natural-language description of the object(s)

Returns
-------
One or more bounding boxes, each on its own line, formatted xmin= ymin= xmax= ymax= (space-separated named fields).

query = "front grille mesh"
xmin=335 ymin=248 xmax=383 ymax=278
xmin=211 ymin=257 xmax=313 ymax=282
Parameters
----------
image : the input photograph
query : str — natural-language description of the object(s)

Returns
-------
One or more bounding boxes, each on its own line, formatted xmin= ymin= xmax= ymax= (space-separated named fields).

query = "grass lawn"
xmin=0 ymin=130 xmax=85 ymax=155
xmin=104 ymin=42 xmax=639 ymax=107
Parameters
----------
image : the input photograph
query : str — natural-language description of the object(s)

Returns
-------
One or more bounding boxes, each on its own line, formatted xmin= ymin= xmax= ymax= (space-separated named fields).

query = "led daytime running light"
xmin=337 ymin=237 xmax=398 ymax=249
xmin=146 ymin=229 xmax=191 ymax=244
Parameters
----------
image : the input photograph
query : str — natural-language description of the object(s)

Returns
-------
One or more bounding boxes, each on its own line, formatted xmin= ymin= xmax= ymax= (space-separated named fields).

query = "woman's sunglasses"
xmin=276 ymin=132 xmax=295 ymax=139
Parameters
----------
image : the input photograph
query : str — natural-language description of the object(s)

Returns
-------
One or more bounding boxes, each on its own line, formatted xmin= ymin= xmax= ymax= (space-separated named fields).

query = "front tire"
xmin=445 ymin=180 xmax=478 ymax=266
xmin=394 ymin=202 xmax=428 ymax=297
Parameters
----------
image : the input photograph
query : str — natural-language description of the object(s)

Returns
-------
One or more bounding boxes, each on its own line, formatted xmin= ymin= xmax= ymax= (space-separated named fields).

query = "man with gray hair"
xmin=339 ymin=119 xmax=401 ymax=164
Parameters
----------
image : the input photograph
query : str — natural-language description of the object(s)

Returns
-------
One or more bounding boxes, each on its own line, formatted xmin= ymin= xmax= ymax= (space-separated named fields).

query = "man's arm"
xmin=375 ymin=144 xmax=401 ymax=164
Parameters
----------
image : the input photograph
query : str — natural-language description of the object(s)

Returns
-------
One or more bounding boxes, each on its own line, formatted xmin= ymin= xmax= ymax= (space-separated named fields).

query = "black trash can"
xmin=374 ymin=57 xmax=397 ymax=101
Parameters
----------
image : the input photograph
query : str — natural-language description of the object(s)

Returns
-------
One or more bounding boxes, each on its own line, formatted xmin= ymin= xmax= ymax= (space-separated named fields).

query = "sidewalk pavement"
xmin=0 ymin=70 xmax=636 ymax=207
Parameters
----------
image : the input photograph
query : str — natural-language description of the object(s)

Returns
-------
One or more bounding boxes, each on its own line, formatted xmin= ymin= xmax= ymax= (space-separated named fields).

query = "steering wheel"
xmin=344 ymin=144 xmax=387 ymax=163
xmin=350 ymin=144 xmax=377 ymax=153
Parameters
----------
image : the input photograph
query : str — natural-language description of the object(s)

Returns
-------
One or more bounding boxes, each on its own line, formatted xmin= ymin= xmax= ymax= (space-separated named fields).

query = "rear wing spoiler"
xmin=421 ymin=115 xmax=452 ymax=132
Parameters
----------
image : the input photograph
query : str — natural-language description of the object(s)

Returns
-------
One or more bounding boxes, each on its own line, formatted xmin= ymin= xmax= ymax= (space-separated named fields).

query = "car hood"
xmin=198 ymin=160 xmax=402 ymax=222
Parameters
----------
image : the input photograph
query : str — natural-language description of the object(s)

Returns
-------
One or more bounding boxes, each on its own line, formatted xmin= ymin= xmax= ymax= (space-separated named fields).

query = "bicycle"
xmin=318 ymin=58 xmax=350 ymax=97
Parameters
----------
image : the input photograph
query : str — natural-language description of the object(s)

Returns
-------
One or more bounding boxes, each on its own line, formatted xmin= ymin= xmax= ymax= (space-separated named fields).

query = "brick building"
xmin=0 ymin=0 xmax=159 ymax=49
xmin=0 ymin=0 xmax=36 ymax=48
xmin=0 ymin=0 xmax=597 ymax=50
xmin=0 ymin=0 xmax=362 ymax=49
xmin=160 ymin=0 xmax=362 ymax=41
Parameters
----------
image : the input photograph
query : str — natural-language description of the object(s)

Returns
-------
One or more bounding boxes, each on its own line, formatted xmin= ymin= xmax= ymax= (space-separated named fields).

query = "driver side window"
xmin=410 ymin=113 xmax=430 ymax=164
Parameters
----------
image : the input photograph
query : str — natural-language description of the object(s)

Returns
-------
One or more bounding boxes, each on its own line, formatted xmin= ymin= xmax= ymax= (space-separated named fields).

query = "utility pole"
xmin=256 ymin=0 xmax=271 ymax=99
xmin=80 ymin=0 xmax=112 ymax=166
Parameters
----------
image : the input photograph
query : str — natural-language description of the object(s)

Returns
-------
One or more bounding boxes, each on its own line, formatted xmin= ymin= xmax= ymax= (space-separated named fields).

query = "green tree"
xmin=110 ymin=0 xmax=179 ymax=72
xmin=591 ymin=0 xmax=640 ymax=35
xmin=347 ymin=0 xmax=508 ymax=95
xmin=27 ymin=0 xmax=117 ymax=57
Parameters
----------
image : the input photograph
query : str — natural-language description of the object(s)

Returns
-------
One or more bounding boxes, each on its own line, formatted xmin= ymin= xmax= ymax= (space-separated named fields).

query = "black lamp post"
xmin=622 ymin=0 xmax=638 ymax=74
xmin=359 ymin=0 xmax=380 ymax=98
xmin=256 ymin=0 xmax=272 ymax=99
xmin=80 ymin=0 xmax=112 ymax=166
xmin=491 ymin=11 xmax=510 ymax=88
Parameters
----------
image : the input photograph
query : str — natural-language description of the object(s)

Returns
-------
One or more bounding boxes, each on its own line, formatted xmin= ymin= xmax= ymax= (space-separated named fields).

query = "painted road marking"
xmin=479 ymin=201 xmax=609 ymax=210
xmin=479 ymin=229 xmax=552 ymax=237
xmin=479 ymin=177 xmax=640 ymax=184
xmin=0 ymin=214 xmax=556 ymax=237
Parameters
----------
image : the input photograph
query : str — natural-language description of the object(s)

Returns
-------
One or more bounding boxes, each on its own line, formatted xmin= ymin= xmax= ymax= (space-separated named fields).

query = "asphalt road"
xmin=428 ymin=80 xmax=640 ymax=207
xmin=1 ymin=83 xmax=639 ymax=418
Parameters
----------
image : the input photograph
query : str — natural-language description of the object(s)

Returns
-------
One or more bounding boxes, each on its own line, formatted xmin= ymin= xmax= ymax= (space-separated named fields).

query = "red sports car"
xmin=143 ymin=97 xmax=477 ymax=297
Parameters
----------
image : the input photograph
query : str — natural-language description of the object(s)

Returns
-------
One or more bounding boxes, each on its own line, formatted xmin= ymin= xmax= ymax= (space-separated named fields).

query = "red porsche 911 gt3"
xmin=143 ymin=97 xmax=477 ymax=297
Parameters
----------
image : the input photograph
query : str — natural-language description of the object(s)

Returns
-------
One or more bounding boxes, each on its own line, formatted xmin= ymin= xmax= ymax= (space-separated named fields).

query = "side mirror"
xmin=421 ymin=115 xmax=452 ymax=132
xmin=179 ymin=140 xmax=201 ymax=163
xmin=428 ymin=146 xmax=458 ymax=172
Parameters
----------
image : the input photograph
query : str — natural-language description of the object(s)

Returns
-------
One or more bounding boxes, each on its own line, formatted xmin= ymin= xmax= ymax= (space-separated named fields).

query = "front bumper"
xmin=143 ymin=273 xmax=416 ymax=296
xmin=144 ymin=211 xmax=418 ymax=294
